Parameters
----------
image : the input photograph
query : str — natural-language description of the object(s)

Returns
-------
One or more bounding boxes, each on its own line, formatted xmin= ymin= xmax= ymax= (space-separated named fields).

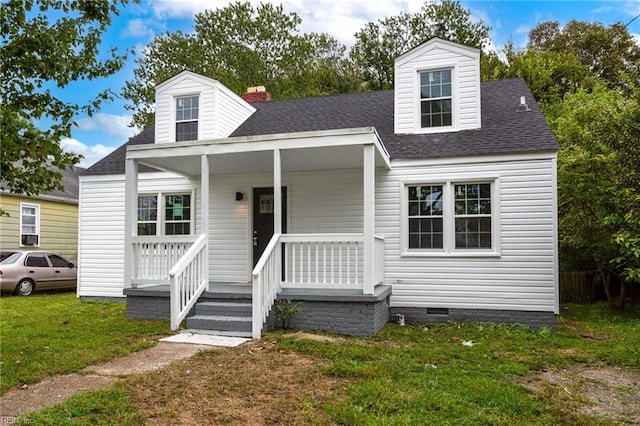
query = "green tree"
xmin=0 ymin=0 xmax=132 ymax=202
xmin=487 ymin=20 xmax=640 ymax=110
xmin=123 ymin=1 xmax=359 ymax=129
xmin=350 ymin=0 xmax=491 ymax=90
xmin=552 ymin=80 xmax=640 ymax=310
xmin=528 ymin=20 xmax=640 ymax=92
xmin=494 ymin=41 xmax=591 ymax=109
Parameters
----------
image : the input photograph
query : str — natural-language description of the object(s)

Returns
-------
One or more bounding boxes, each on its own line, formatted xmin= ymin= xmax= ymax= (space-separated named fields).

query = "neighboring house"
xmin=0 ymin=167 xmax=81 ymax=263
xmin=78 ymin=38 xmax=559 ymax=338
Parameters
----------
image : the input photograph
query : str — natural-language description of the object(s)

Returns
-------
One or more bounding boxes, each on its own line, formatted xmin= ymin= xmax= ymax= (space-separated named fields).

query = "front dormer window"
xmin=420 ymin=70 xmax=452 ymax=128
xmin=175 ymin=95 xmax=199 ymax=141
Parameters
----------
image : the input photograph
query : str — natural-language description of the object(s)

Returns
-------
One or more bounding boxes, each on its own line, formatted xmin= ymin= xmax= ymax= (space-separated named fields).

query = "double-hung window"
xmin=20 ymin=203 xmax=39 ymax=246
xmin=408 ymin=185 xmax=444 ymax=249
xmin=405 ymin=181 xmax=497 ymax=254
xmin=137 ymin=193 xmax=192 ymax=236
xmin=137 ymin=195 xmax=158 ymax=236
xmin=454 ymin=183 xmax=492 ymax=249
xmin=175 ymin=96 xmax=199 ymax=142
xmin=164 ymin=194 xmax=191 ymax=235
xmin=420 ymin=69 xmax=452 ymax=128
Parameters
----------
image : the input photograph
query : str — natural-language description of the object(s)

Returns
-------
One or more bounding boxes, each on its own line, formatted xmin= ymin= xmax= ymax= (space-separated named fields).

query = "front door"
xmin=253 ymin=187 xmax=287 ymax=267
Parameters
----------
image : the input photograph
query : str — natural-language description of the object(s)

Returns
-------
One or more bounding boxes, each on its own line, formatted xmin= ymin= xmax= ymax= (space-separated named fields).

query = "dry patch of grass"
xmin=124 ymin=341 xmax=346 ymax=425
xmin=517 ymin=365 xmax=640 ymax=424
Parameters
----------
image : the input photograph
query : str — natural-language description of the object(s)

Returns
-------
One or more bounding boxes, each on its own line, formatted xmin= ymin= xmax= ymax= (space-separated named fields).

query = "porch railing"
xmin=169 ymin=233 xmax=208 ymax=330
xmin=252 ymin=233 xmax=282 ymax=339
xmin=281 ymin=233 xmax=364 ymax=289
xmin=251 ymin=232 xmax=385 ymax=337
xmin=131 ymin=235 xmax=197 ymax=286
xmin=374 ymin=235 xmax=385 ymax=286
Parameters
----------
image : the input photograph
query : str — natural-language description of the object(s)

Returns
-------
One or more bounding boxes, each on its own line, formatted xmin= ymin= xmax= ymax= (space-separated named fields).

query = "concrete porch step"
xmin=186 ymin=314 xmax=252 ymax=332
xmin=194 ymin=301 xmax=252 ymax=316
xmin=180 ymin=328 xmax=252 ymax=338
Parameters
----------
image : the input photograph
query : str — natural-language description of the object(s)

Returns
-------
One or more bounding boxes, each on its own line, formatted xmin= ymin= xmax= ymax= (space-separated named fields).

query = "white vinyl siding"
xmin=79 ymin=154 xmax=556 ymax=315
xmin=217 ymin=85 xmax=256 ymax=137
xmin=155 ymin=71 xmax=255 ymax=144
xmin=394 ymin=39 xmax=480 ymax=134
xmin=207 ymin=169 xmax=364 ymax=283
xmin=78 ymin=173 xmax=199 ymax=298
xmin=379 ymin=154 xmax=557 ymax=313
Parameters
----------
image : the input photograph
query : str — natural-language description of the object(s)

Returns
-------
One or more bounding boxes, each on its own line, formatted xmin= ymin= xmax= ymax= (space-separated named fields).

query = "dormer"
xmin=154 ymin=71 xmax=256 ymax=144
xmin=394 ymin=38 xmax=481 ymax=135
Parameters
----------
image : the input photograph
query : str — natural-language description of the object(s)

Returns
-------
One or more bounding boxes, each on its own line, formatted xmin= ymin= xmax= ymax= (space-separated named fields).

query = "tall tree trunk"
xmin=600 ymin=267 xmax=614 ymax=308
xmin=618 ymin=277 xmax=627 ymax=312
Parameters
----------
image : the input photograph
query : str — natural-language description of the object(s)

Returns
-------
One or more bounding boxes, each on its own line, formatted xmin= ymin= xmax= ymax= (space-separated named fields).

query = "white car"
xmin=0 ymin=251 xmax=77 ymax=296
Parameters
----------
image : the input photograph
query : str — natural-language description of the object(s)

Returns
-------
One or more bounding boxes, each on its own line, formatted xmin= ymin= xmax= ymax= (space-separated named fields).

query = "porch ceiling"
xmin=127 ymin=127 xmax=390 ymax=177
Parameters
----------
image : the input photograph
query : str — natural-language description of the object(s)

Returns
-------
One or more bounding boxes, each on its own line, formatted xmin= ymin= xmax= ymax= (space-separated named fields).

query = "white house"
xmin=78 ymin=38 xmax=559 ymax=338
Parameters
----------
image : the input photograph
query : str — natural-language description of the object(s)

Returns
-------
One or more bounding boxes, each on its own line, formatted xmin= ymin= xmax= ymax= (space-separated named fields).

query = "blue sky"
xmin=53 ymin=0 xmax=640 ymax=167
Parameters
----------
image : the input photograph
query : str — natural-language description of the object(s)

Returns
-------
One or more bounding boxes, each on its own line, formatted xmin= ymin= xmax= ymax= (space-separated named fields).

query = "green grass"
xmin=17 ymin=386 xmax=144 ymax=426
xmin=274 ymin=303 xmax=640 ymax=425
xmin=0 ymin=292 xmax=170 ymax=393
xmin=12 ymin=303 xmax=640 ymax=425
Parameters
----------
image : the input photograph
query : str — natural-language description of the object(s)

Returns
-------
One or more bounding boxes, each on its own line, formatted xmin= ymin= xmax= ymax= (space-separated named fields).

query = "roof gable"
xmin=155 ymin=70 xmax=220 ymax=91
xmin=395 ymin=37 xmax=479 ymax=67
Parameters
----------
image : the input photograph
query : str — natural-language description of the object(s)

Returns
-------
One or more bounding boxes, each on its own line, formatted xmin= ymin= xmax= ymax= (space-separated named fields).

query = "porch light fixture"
xmin=235 ymin=192 xmax=245 ymax=201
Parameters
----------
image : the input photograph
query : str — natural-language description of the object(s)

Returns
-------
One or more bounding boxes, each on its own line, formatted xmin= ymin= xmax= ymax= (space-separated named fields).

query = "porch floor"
xmin=125 ymin=282 xmax=392 ymax=300
xmin=126 ymin=282 xmax=252 ymax=296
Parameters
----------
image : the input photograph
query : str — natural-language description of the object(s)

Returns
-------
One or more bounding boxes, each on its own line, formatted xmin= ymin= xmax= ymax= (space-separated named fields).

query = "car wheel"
xmin=15 ymin=279 xmax=35 ymax=296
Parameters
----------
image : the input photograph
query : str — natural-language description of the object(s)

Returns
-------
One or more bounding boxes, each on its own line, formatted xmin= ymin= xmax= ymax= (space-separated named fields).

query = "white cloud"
xmin=146 ymin=0 xmax=433 ymax=47
xmin=76 ymin=113 xmax=139 ymax=140
xmin=624 ymin=0 xmax=640 ymax=17
xmin=61 ymin=138 xmax=118 ymax=169
xmin=151 ymin=0 xmax=219 ymax=18
xmin=122 ymin=18 xmax=156 ymax=39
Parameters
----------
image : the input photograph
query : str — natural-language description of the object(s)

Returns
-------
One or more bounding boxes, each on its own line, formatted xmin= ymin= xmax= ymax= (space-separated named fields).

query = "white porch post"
xmin=273 ymin=149 xmax=282 ymax=235
xmin=124 ymin=158 xmax=138 ymax=289
xmin=201 ymin=154 xmax=210 ymax=287
xmin=363 ymin=144 xmax=375 ymax=294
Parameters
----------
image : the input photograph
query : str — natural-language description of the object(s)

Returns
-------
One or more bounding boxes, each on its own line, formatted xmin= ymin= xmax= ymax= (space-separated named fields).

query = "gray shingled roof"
xmin=83 ymin=78 xmax=558 ymax=176
xmin=1 ymin=166 xmax=83 ymax=203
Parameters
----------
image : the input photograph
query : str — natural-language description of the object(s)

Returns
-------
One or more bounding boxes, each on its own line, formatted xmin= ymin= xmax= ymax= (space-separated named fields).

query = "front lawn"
xmin=0 ymin=293 xmax=170 ymax=393
xmin=20 ymin=303 xmax=640 ymax=425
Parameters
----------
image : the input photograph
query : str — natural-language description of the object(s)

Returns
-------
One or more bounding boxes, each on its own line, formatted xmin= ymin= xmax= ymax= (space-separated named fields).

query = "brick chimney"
xmin=242 ymin=86 xmax=272 ymax=103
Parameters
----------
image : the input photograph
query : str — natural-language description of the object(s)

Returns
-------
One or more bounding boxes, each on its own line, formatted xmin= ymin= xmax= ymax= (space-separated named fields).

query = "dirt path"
xmin=0 ymin=342 xmax=217 ymax=419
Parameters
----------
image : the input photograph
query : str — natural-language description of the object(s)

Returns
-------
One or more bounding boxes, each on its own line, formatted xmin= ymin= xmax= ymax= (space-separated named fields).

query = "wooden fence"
xmin=559 ymin=271 xmax=597 ymax=303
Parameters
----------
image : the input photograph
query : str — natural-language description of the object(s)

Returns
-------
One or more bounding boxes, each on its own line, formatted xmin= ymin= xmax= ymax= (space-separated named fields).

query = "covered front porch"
xmin=123 ymin=128 xmax=391 ymax=338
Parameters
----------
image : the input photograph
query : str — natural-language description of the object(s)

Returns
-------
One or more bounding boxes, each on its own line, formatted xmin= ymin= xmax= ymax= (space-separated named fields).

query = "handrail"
xmin=169 ymin=233 xmax=208 ymax=330
xmin=252 ymin=233 xmax=281 ymax=277
xmin=252 ymin=233 xmax=281 ymax=339
xmin=170 ymin=233 xmax=207 ymax=278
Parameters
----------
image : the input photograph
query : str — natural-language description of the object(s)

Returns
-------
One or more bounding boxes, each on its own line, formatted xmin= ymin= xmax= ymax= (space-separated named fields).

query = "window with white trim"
xmin=137 ymin=195 xmax=158 ymax=235
xmin=405 ymin=181 xmax=496 ymax=253
xmin=164 ymin=194 xmax=191 ymax=235
xmin=454 ymin=183 xmax=492 ymax=249
xmin=137 ymin=193 xmax=192 ymax=236
xmin=408 ymin=185 xmax=444 ymax=249
xmin=20 ymin=203 xmax=39 ymax=246
xmin=175 ymin=96 xmax=199 ymax=141
xmin=420 ymin=69 xmax=452 ymax=128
